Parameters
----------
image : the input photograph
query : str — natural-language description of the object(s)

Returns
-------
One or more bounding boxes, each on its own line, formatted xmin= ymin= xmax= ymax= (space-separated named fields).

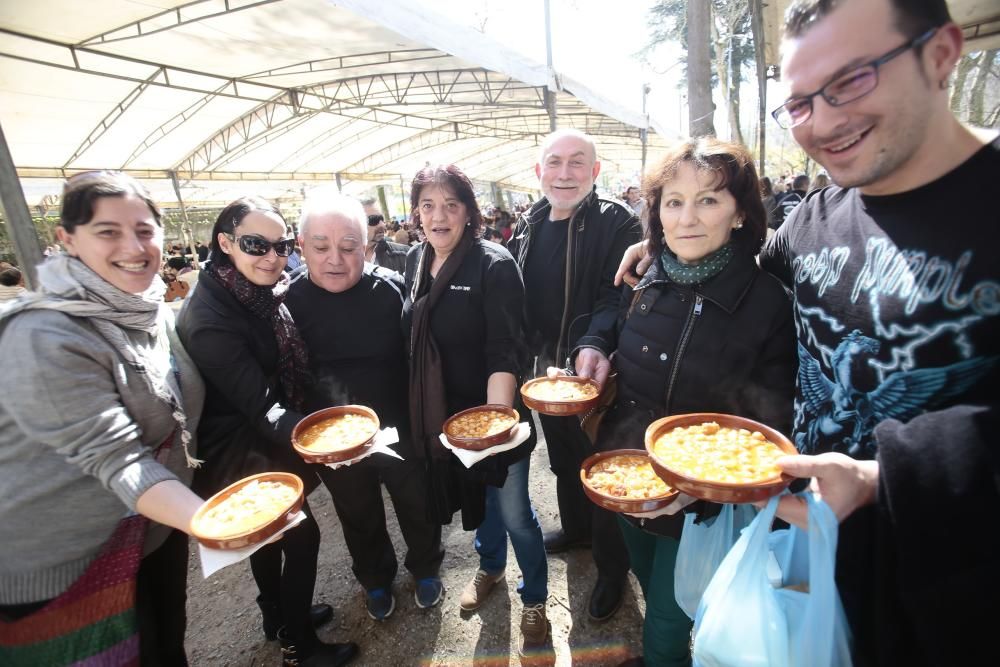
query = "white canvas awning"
xmin=0 ymin=0 xmax=673 ymax=204
xmin=762 ymin=0 xmax=1000 ymax=68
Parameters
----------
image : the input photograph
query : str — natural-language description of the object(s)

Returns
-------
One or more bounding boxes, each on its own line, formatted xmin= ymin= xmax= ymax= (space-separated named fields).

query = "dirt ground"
xmin=183 ymin=421 xmax=646 ymax=667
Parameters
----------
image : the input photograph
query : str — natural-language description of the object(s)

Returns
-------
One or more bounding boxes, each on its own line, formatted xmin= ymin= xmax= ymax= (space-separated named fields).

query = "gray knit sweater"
xmin=0 ymin=309 xmax=204 ymax=605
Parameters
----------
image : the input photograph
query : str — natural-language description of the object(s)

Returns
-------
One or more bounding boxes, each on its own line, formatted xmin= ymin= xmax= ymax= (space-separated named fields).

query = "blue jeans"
xmin=474 ymin=457 xmax=548 ymax=604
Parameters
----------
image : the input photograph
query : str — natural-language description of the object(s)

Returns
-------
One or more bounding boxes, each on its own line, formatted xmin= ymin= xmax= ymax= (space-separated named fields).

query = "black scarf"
xmin=205 ymin=260 xmax=310 ymax=411
xmin=408 ymin=230 xmax=475 ymax=461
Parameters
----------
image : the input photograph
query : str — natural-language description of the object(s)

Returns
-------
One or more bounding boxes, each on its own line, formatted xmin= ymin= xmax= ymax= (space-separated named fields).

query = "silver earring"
xmin=734 ymin=219 xmax=744 ymax=229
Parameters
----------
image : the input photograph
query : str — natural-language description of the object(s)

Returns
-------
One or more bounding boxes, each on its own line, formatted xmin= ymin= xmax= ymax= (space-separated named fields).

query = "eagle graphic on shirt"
xmin=795 ymin=330 xmax=996 ymax=457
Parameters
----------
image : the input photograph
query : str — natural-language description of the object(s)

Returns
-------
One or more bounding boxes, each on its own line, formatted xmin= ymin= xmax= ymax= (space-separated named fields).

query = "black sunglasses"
xmin=226 ymin=233 xmax=295 ymax=257
xmin=772 ymin=27 xmax=937 ymax=129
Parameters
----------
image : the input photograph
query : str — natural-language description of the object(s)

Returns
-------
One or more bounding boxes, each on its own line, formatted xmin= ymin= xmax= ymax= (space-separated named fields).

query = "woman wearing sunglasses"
xmin=0 ymin=171 xmax=205 ymax=664
xmin=177 ymin=198 xmax=358 ymax=666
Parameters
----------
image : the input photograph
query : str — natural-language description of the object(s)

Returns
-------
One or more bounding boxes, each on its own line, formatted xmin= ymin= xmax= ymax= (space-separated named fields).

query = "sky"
xmin=430 ymin=0 xmax=689 ymax=135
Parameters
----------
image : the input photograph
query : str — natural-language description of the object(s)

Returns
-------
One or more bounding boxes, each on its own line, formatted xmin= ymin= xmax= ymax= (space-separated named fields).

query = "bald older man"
xmin=508 ymin=129 xmax=641 ymax=621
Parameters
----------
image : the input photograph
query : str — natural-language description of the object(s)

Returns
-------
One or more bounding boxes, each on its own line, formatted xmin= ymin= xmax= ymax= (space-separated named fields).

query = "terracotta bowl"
xmin=442 ymin=404 xmax=519 ymax=451
xmin=580 ymin=449 xmax=680 ymax=514
xmin=644 ymin=412 xmax=797 ymax=504
xmin=191 ymin=472 xmax=304 ymax=550
xmin=520 ymin=376 xmax=602 ymax=416
xmin=292 ymin=405 xmax=380 ymax=464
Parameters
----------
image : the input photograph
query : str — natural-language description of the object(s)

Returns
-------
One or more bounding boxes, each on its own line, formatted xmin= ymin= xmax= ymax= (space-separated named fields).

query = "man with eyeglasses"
xmin=759 ymin=0 xmax=1000 ymax=664
xmin=614 ymin=0 xmax=997 ymax=663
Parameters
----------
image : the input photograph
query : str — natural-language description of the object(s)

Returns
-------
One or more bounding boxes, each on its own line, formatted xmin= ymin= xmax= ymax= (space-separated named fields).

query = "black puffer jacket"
xmin=598 ymin=251 xmax=798 ymax=537
xmin=177 ymin=268 xmax=314 ymax=496
xmin=508 ymin=187 xmax=641 ymax=365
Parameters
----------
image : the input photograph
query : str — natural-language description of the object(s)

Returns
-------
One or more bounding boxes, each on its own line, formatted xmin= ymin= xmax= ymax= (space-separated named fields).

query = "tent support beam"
xmin=77 ymin=0 xmax=283 ymax=47
xmin=0 ymin=120 xmax=44 ymax=288
xmin=169 ymin=171 xmax=199 ymax=270
xmin=543 ymin=0 xmax=557 ymax=131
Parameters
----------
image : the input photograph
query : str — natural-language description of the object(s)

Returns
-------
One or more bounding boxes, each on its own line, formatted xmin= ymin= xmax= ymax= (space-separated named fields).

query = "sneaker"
xmin=459 ymin=569 xmax=505 ymax=611
xmin=365 ymin=588 xmax=395 ymax=621
xmin=519 ymin=602 xmax=551 ymax=654
xmin=414 ymin=577 xmax=444 ymax=609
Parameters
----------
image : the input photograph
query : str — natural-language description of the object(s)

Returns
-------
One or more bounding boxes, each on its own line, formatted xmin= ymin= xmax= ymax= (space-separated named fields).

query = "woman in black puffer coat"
xmin=591 ymin=138 xmax=797 ymax=667
xmin=177 ymin=198 xmax=357 ymax=667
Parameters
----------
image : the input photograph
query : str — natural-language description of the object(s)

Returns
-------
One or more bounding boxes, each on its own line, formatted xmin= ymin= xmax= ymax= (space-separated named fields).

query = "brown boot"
xmin=459 ymin=569 xmax=505 ymax=611
xmin=518 ymin=602 xmax=551 ymax=655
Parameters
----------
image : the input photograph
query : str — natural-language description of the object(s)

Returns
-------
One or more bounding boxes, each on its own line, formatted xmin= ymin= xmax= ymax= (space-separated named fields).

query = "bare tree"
xmin=687 ymin=0 xmax=716 ymax=136
xmin=710 ymin=1 xmax=750 ymax=145
xmin=646 ymin=0 xmax=754 ymax=140
xmin=950 ymin=50 xmax=1000 ymax=128
xmin=950 ymin=52 xmax=979 ymax=114
xmin=968 ymin=49 xmax=998 ymax=127
xmin=749 ymin=0 xmax=768 ymax=175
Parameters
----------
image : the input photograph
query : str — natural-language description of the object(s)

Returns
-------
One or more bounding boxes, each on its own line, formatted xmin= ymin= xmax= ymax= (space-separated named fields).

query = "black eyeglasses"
xmin=226 ymin=233 xmax=295 ymax=257
xmin=771 ymin=27 xmax=937 ymax=129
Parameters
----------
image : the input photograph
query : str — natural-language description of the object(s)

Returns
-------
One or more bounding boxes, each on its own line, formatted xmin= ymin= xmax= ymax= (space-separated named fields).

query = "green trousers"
xmin=617 ymin=516 xmax=693 ymax=667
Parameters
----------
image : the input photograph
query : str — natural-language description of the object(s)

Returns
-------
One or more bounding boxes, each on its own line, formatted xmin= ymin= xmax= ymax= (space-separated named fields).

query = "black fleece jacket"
xmin=508 ymin=187 xmax=641 ymax=366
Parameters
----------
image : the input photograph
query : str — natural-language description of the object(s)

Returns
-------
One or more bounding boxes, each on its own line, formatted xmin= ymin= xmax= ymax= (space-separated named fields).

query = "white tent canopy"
xmin=761 ymin=0 xmax=1000 ymax=68
xmin=0 ymin=0 xmax=672 ymax=206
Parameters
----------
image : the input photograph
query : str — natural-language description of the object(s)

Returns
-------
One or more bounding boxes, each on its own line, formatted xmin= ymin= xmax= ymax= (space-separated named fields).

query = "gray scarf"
xmin=0 ymin=254 xmax=202 ymax=467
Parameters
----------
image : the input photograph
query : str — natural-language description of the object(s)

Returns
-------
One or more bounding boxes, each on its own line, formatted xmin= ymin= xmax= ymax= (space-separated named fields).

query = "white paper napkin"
xmin=199 ymin=510 xmax=307 ymax=579
xmin=325 ymin=427 xmax=403 ymax=470
xmin=439 ymin=422 xmax=531 ymax=469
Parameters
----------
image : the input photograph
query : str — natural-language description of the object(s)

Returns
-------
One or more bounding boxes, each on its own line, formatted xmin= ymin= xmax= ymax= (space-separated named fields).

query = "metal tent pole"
xmin=543 ymin=0 xmax=557 ymax=131
xmin=169 ymin=171 xmax=199 ymax=269
xmin=0 ymin=120 xmax=43 ymax=289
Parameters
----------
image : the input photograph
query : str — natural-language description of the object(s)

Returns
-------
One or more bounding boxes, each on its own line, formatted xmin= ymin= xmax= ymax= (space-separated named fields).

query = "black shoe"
xmin=588 ymin=576 xmax=624 ymax=622
xmin=308 ymin=604 xmax=334 ymax=630
xmin=542 ymin=529 xmax=591 ymax=554
xmin=277 ymin=627 xmax=358 ymax=667
xmin=259 ymin=596 xmax=334 ymax=641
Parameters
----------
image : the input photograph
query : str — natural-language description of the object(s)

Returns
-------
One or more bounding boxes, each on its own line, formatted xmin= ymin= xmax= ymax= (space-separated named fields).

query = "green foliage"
xmin=0 ymin=215 xmax=59 ymax=265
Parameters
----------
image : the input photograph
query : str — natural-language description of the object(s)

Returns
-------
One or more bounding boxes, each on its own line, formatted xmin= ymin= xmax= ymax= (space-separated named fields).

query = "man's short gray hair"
xmin=538 ymin=128 xmax=598 ymax=165
xmin=298 ymin=191 xmax=367 ymax=240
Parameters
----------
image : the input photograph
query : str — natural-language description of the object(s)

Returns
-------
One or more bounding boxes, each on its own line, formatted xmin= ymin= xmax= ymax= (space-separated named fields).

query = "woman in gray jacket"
xmin=0 ymin=171 xmax=205 ymax=665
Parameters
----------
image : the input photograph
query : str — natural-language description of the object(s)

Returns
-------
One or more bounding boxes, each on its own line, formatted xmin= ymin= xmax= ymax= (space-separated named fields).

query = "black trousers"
xmin=136 ymin=527 xmax=190 ymax=666
xmin=316 ymin=452 xmax=444 ymax=591
xmin=537 ymin=412 xmax=630 ymax=580
xmin=249 ymin=498 xmax=322 ymax=637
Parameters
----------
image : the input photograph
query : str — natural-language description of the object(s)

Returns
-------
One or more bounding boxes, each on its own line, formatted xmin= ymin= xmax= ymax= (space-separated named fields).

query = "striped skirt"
xmin=0 ymin=514 xmax=148 ymax=666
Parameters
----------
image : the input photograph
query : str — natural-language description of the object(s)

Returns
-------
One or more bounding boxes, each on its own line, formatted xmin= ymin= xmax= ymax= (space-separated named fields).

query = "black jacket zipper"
xmin=663 ymin=293 xmax=703 ymax=412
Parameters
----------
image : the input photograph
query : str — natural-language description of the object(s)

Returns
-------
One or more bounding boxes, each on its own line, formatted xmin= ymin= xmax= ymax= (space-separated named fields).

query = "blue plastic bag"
xmin=674 ymin=503 xmax=756 ymax=619
xmin=691 ymin=494 xmax=852 ymax=667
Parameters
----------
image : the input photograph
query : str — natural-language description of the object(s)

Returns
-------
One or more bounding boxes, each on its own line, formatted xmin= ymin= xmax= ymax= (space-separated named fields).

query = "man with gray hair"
xmin=287 ymin=193 xmax=444 ymax=621
xmin=508 ymin=128 xmax=641 ymax=621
